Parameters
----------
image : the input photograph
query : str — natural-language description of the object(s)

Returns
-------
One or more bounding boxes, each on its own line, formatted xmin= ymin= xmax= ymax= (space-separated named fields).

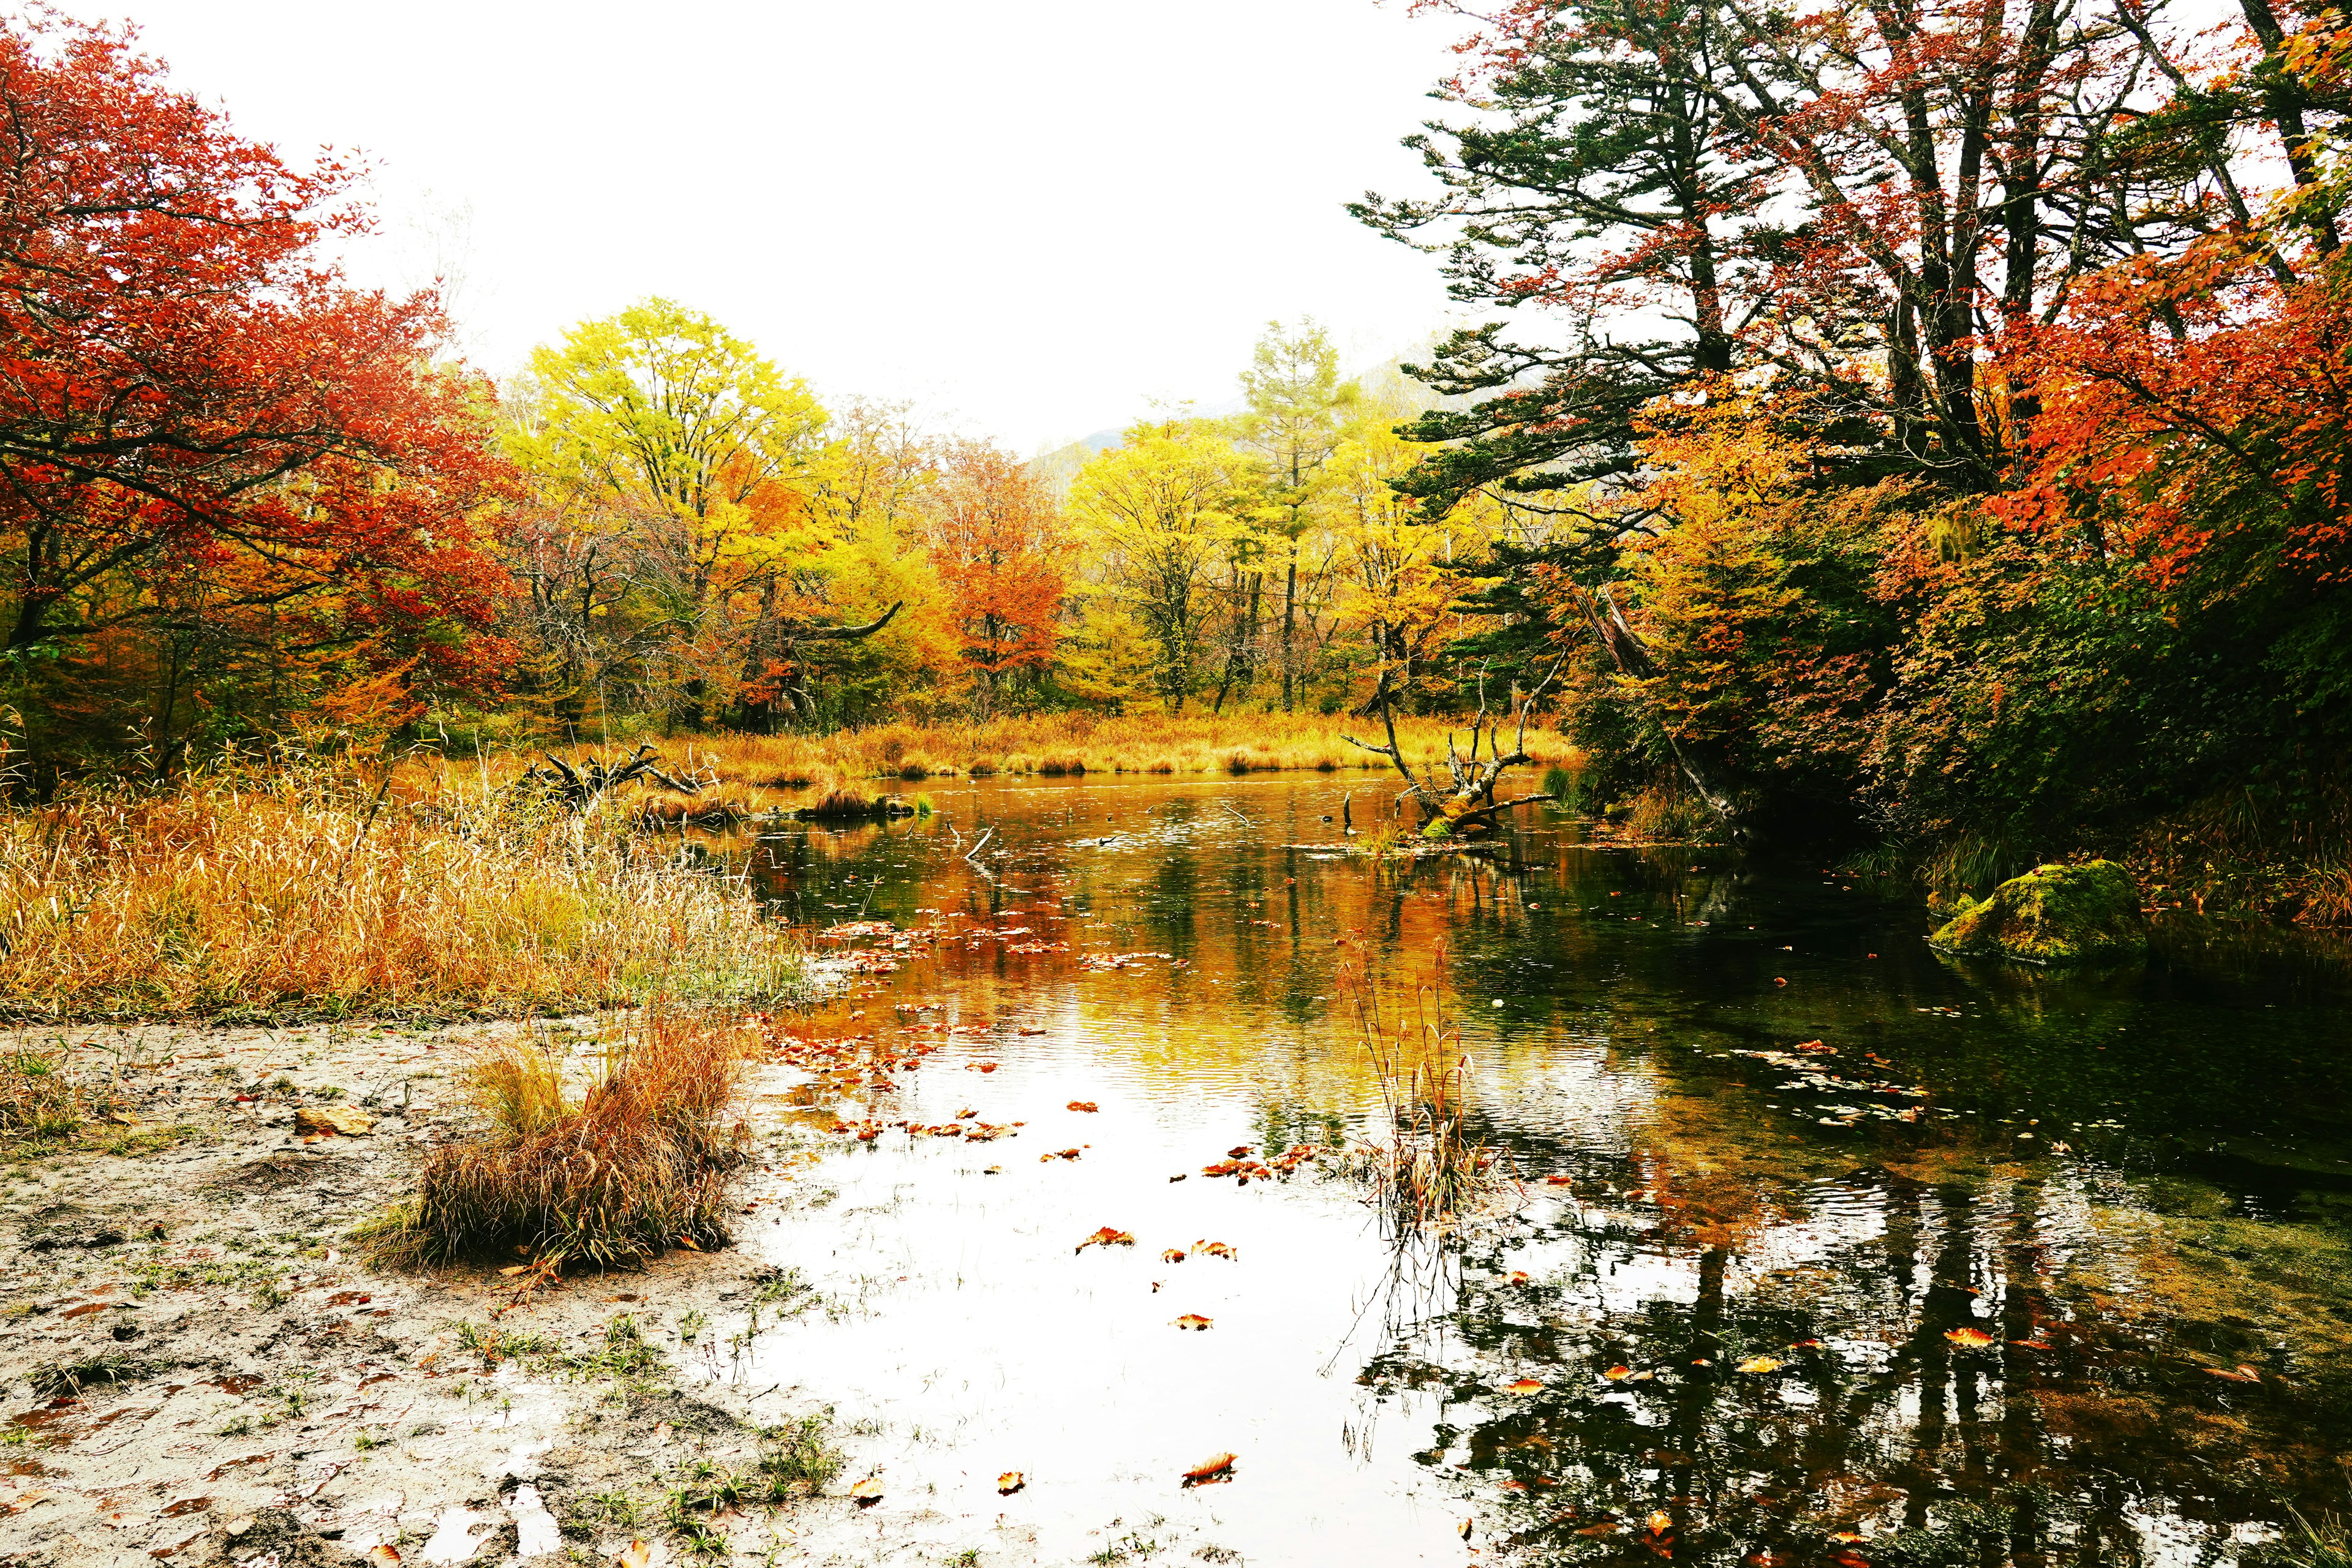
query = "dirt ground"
xmin=0 ymin=1017 xmax=865 ymax=1568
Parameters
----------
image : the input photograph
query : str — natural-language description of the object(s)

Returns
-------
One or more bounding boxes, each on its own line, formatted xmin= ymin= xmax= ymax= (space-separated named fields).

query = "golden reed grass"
xmin=0 ymin=765 xmax=809 ymax=1020
xmin=364 ymin=1010 xmax=753 ymax=1270
xmin=476 ymin=712 xmax=1583 ymax=797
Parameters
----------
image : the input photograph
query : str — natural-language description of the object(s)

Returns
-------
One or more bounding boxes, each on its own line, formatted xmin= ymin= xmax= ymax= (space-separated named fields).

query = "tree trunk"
xmin=1580 ymin=587 xmax=1758 ymax=843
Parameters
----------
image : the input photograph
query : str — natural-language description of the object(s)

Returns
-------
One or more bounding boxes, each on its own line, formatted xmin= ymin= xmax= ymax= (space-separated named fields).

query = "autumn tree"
xmin=925 ymin=443 xmax=1064 ymax=718
xmin=1239 ymin=320 xmax=1360 ymax=711
xmin=1067 ymin=419 xmax=1269 ymax=714
xmin=0 ymin=14 xmax=514 ymax=769
xmin=503 ymin=301 xmax=906 ymax=730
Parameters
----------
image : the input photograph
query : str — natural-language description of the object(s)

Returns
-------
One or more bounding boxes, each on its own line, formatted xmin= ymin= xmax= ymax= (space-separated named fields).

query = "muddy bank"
xmin=1 ymin=1019 xmax=854 ymax=1568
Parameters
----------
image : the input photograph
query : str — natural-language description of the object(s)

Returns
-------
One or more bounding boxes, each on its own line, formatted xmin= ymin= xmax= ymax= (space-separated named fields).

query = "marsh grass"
xmin=0 ymin=761 xmax=810 ymax=1020
xmin=2268 ymin=1510 xmax=2352 ymax=1568
xmin=500 ymin=712 xmax=1581 ymax=796
xmin=1339 ymin=946 xmax=1515 ymax=1232
xmin=363 ymin=1011 xmax=754 ymax=1270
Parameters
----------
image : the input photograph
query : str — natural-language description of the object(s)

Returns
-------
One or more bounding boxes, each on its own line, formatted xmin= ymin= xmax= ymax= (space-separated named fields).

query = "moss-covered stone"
xmin=1928 ymin=859 xmax=2148 ymax=965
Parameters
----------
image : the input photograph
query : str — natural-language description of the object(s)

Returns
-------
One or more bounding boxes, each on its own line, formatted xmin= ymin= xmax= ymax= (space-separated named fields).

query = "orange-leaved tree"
xmin=925 ymin=443 xmax=1063 ymax=718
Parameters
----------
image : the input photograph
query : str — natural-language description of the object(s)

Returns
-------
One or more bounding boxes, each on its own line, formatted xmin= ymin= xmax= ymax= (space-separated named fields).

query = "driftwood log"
xmin=516 ymin=744 xmax=701 ymax=810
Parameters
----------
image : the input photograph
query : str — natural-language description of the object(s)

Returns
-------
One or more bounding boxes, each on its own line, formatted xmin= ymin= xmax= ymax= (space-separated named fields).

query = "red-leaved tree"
xmin=0 ymin=13 xmax=514 ymax=752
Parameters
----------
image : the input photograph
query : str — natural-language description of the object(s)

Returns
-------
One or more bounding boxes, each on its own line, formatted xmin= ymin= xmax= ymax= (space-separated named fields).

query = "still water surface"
xmin=704 ymin=775 xmax=2352 ymax=1566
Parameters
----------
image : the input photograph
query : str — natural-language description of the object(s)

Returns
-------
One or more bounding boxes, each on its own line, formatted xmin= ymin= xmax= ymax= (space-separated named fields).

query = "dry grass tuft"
xmin=1338 ymin=946 xmax=1515 ymax=1232
xmin=0 ymin=763 xmax=811 ymax=1020
xmin=366 ymin=1011 xmax=754 ymax=1270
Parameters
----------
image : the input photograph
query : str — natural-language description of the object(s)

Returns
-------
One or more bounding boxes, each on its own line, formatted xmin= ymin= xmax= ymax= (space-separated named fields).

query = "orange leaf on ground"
xmin=997 ymin=1471 xmax=1025 ymax=1494
xmin=1182 ymin=1452 xmax=1237 ymax=1485
xmin=615 ymin=1541 xmax=652 ymax=1568
xmin=1067 ymin=1101 xmax=1099 ymax=1112
xmin=368 ymin=1548 xmax=401 ymax=1568
xmin=1505 ymin=1378 xmax=1544 ymax=1395
xmin=848 ymin=1477 xmax=884 ymax=1504
xmin=1172 ymin=1314 xmax=1213 ymax=1330
xmin=1944 ymin=1326 xmax=1995 ymax=1347
xmin=1076 ymin=1226 xmax=1135 ymax=1253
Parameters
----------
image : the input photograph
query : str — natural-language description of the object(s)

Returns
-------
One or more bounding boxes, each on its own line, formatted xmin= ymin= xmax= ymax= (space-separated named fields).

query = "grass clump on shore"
xmin=0 ymin=763 xmax=810 ymax=1020
xmin=363 ymin=1011 xmax=753 ymax=1270
xmin=0 ymin=1046 xmax=93 ymax=1140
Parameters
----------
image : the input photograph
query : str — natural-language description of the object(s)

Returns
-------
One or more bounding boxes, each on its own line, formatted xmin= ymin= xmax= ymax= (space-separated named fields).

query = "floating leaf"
xmin=1075 ymin=1227 xmax=1135 ymax=1253
xmin=1505 ymin=1378 xmax=1544 ymax=1395
xmin=1603 ymin=1365 xmax=1633 ymax=1380
xmin=1506 ymin=1270 xmax=1530 ymax=1284
xmin=971 ymin=1061 xmax=999 ymax=1073
xmin=1041 ymin=1148 xmax=1082 ymax=1162
xmin=1067 ymin=1101 xmax=1099 ymax=1113
xmin=1182 ymin=1452 xmax=1236 ymax=1485
xmin=1646 ymin=1510 xmax=1674 ymax=1534
xmin=1172 ymin=1314 xmax=1213 ymax=1330
xmin=1736 ymin=1355 xmax=1782 ymax=1374
xmin=1196 ymin=1240 xmax=1236 ymax=1260
xmin=1944 ymin=1326 xmax=1995 ymax=1348
xmin=1544 ymin=1174 xmax=1574 ymax=1186
xmin=1226 ymin=1145 xmax=1253 ymax=1158
xmin=1161 ymin=1248 xmax=1187 ymax=1263
xmin=1790 ymin=1338 xmax=1823 ymax=1349
xmin=2203 ymin=1364 xmax=2261 ymax=1382
xmin=997 ymin=1471 xmax=1025 ymax=1495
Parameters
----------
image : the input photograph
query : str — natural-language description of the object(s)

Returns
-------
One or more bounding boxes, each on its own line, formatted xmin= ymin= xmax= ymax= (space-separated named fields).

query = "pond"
xmin=697 ymin=774 xmax=2352 ymax=1567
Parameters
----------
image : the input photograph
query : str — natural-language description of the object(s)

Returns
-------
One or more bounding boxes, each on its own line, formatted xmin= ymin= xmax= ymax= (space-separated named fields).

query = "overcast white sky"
xmin=92 ymin=0 xmax=1473 ymax=452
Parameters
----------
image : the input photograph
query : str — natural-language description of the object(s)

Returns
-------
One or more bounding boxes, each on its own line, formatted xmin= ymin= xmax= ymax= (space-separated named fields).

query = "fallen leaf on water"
xmin=1167 ymin=1174 xmax=1186 ymax=1182
xmin=1773 ymin=976 xmax=1788 ymax=986
xmin=1834 ymin=1553 xmax=1871 ymax=1568
xmin=1226 ymin=1145 xmax=1253 ymax=1159
xmin=1505 ymin=1378 xmax=1544 ymax=1395
xmin=1736 ymin=1355 xmax=1782 ymax=1374
xmin=971 ymin=1061 xmax=999 ymax=1073
xmin=1944 ymin=1326 xmax=1995 ymax=1348
xmin=1172 ymin=1314 xmax=1213 ymax=1330
xmin=1196 ymin=1240 xmax=1236 ymax=1260
xmin=1604 ymin=1365 xmax=1633 ymax=1380
xmin=1831 ymin=1533 xmax=1864 ymax=1543
xmin=1575 ymin=1521 xmax=1621 ymax=1537
xmin=2203 ymin=1364 xmax=2261 ymax=1382
xmin=1161 ymin=1248 xmax=1187 ymax=1263
xmin=1647 ymin=1510 xmax=1674 ymax=1534
xmin=848 ymin=1477 xmax=884 ymax=1505
xmin=997 ymin=1471 xmax=1025 ymax=1494
xmin=1067 ymin=1101 xmax=1099 ymax=1113
xmin=1019 ymin=1026 xmax=1046 ymax=1035
xmin=1790 ymin=1338 xmax=1823 ymax=1349
xmin=1506 ymin=1270 xmax=1530 ymax=1284
xmin=1544 ymin=1174 xmax=1574 ymax=1186
xmin=368 ymin=1547 xmax=401 ymax=1567
xmin=1182 ymin=1452 xmax=1236 ymax=1485
xmin=956 ymin=1108 xmax=977 ymax=1120
xmin=1041 ymin=1148 xmax=1082 ymax=1162
xmin=615 ymin=1540 xmax=652 ymax=1568
xmin=1076 ymin=1226 xmax=1135 ymax=1253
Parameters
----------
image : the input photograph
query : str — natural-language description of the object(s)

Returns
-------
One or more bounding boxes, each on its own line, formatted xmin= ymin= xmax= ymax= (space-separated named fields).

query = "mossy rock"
xmin=1928 ymin=860 xmax=2148 ymax=965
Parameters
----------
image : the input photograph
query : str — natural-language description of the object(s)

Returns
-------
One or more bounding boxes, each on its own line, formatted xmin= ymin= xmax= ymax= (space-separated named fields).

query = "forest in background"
xmin=1 ymin=0 xmax=2348 ymax=915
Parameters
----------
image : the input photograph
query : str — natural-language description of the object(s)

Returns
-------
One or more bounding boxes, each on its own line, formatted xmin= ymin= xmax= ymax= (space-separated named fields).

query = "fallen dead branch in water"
xmin=360 ymin=1010 xmax=756 ymax=1271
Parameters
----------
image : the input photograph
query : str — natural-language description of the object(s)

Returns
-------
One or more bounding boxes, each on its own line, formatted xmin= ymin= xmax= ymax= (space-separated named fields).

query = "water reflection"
xmin=698 ymin=776 xmax=2352 ymax=1565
